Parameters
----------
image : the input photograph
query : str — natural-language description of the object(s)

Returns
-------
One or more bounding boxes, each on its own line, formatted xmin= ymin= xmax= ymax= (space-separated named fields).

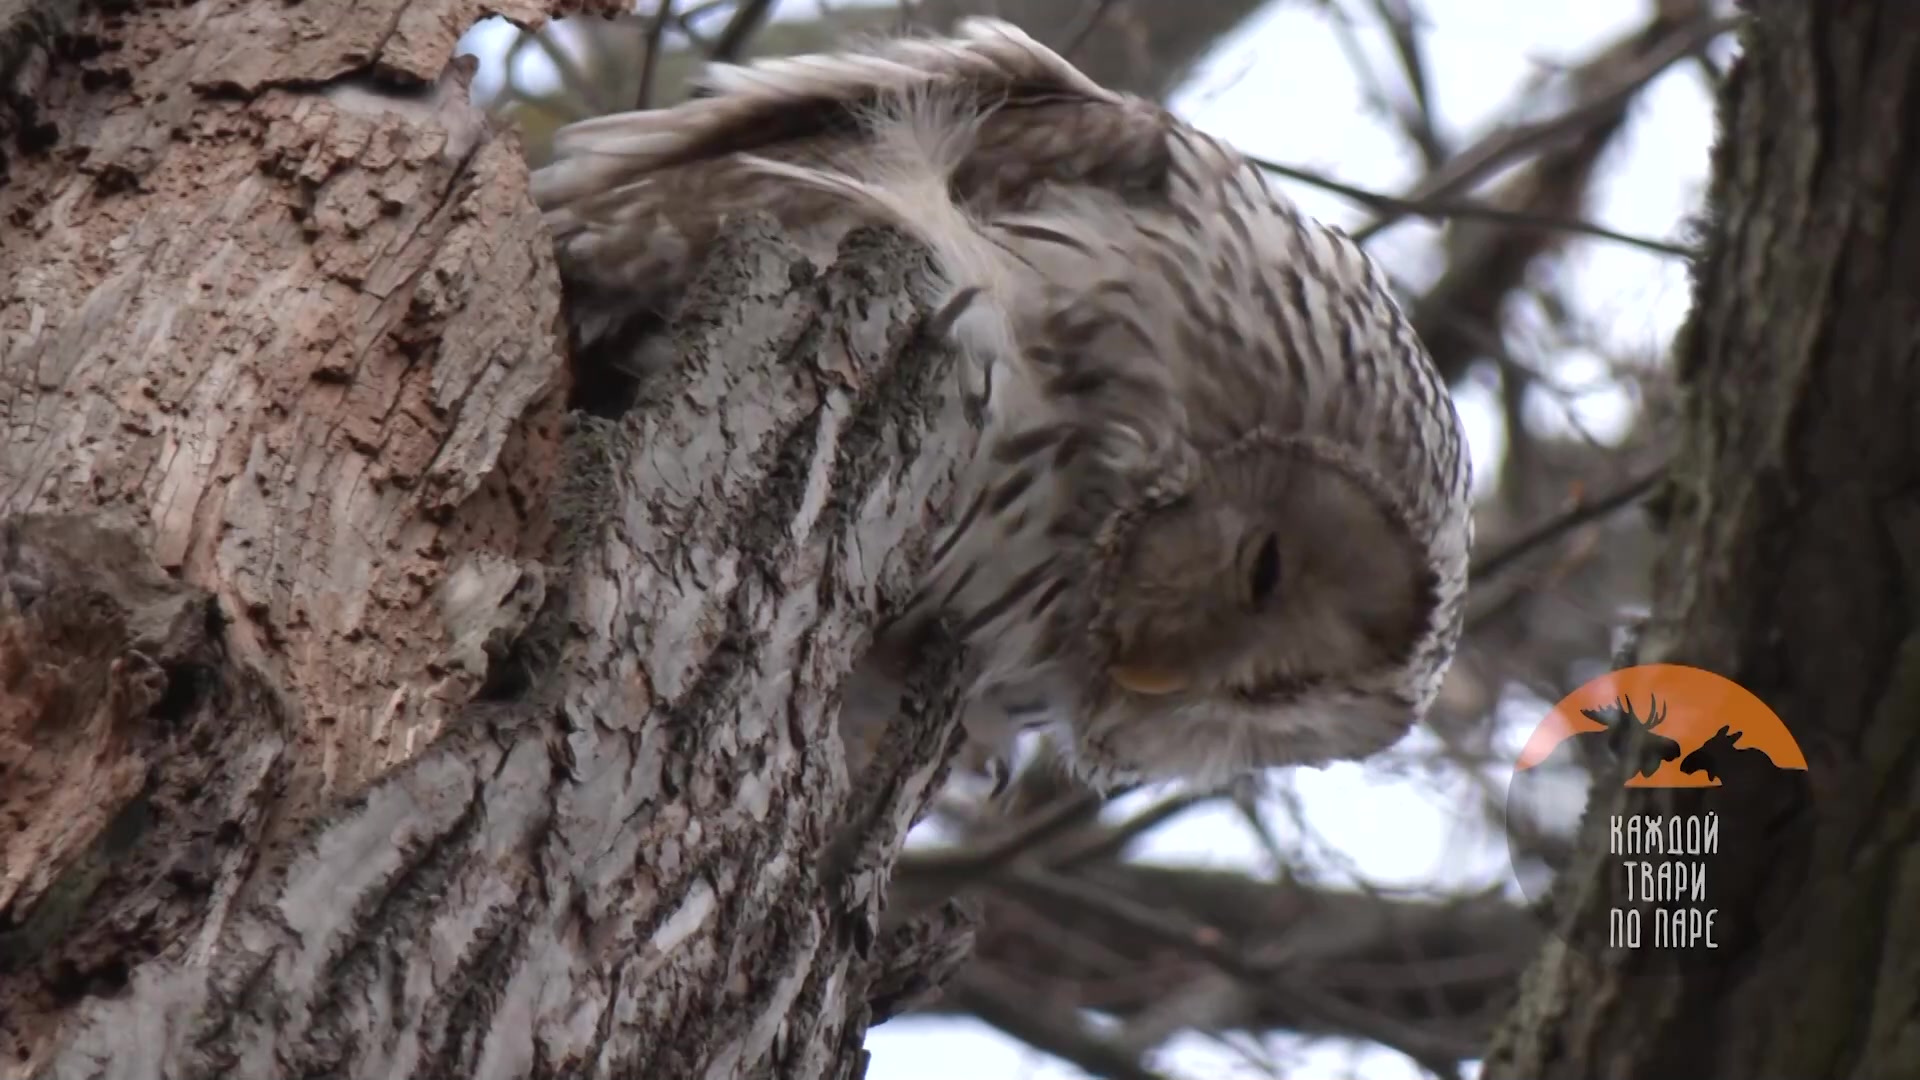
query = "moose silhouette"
xmin=1507 ymin=694 xmax=1684 ymax=884
xmin=1679 ymin=725 xmax=1788 ymax=787
xmin=1541 ymin=694 xmax=1683 ymax=781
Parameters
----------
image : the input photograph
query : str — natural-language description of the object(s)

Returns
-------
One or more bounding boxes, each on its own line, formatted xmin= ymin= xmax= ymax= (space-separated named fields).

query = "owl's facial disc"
xmin=1098 ymin=446 xmax=1434 ymax=705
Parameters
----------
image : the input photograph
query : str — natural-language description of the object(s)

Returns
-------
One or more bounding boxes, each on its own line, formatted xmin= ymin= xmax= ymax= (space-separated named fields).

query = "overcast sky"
xmin=460 ymin=3 xmax=1725 ymax=1075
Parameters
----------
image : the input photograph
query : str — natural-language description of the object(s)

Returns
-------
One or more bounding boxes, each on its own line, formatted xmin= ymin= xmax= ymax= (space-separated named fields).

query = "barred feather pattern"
xmin=531 ymin=18 xmax=1474 ymax=788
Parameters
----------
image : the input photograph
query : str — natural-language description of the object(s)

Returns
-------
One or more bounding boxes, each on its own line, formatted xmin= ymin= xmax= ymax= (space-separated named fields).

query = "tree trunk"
xmin=0 ymin=2 xmax=980 ymax=1076
xmin=1483 ymin=3 xmax=1920 ymax=1077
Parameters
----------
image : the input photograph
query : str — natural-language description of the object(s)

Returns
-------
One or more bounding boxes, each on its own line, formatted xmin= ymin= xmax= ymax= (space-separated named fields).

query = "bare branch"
xmin=1254 ymin=156 xmax=1698 ymax=259
xmin=1368 ymin=0 xmax=1446 ymax=167
xmin=1470 ymin=466 xmax=1666 ymax=583
xmin=636 ymin=1 xmax=677 ymax=109
xmin=529 ymin=23 xmax=616 ymax=117
xmin=901 ymin=790 xmax=1106 ymax=883
xmin=1061 ymin=0 xmax=1123 ymax=60
xmin=710 ymin=0 xmax=778 ymax=61
xmin=950 ymin=965 xmax=1175 ymax=1080
xmin=997 ymin=867 xmax=1485 ymax=1071
xmin=1352 ymin=12 xmax=1740 ymax=243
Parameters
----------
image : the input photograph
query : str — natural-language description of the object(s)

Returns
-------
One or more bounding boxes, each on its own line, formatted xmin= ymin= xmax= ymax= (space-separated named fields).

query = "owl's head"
xmin=1076 ymin=434 xmax=1445 ymax=783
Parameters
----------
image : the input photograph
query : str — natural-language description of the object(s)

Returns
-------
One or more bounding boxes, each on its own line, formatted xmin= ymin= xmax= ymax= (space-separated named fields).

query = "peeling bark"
xmin=1483 ymin=4 xmax=1920 ymax=1078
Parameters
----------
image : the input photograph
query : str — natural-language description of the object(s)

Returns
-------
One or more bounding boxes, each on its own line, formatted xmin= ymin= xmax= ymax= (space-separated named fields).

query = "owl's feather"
xmin=532 ymin=18 xmax=1474 ymax=788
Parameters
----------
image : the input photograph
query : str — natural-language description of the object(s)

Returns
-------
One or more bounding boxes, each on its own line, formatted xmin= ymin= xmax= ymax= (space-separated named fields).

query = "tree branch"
xmin=1256 ymin=156 xmax=1698 ymax=259
xmin=1352 ymin=12 xmax=1741 ymax=243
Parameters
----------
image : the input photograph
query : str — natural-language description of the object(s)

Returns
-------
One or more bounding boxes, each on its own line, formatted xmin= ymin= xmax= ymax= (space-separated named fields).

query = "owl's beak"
xmin=1109 ymin=665 xmax=1190 ymax=696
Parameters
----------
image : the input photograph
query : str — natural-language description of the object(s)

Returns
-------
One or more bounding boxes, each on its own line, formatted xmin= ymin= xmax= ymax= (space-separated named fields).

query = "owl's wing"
xmin=532 ymin=17 xmax=1205 ymax=566
xmin=530 ymin=20 xmax=1177 ymax=316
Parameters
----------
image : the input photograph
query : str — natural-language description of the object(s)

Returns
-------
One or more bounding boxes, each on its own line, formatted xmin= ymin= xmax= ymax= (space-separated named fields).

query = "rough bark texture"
xmin=1483 ymin=3 xmax=1920 ymax=1077
xmin=4 ymin=223 xmax=979 ymax=1080
xmin=0 ymin=0 xmax=569 ymax=805
xmin=0 ymin=0 xmax=984 ymax=1075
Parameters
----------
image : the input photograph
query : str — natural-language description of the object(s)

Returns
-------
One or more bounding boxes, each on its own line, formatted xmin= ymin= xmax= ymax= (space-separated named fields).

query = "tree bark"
xmin=0 ymin=1 xmax=984 ymax=1076
xmin=1483 ymin=3 xmax=1920 ymax=1077
xmin=4 ymin=227 xmax=977 ymax=1080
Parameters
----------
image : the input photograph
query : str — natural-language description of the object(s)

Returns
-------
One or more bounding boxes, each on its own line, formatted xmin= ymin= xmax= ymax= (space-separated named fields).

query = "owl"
xmin=530 ymin=18 xmax=1473 ymax=789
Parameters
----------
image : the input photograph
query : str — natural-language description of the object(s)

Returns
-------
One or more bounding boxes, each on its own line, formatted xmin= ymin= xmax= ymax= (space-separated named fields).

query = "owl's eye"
xmin=1248 ymin=534 xmax=1282 ymax=607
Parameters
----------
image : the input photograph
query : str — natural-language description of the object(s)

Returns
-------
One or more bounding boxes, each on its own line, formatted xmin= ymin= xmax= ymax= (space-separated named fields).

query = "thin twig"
xmin=1351 ymin=13 xmax=1741 ymax=243
xmin=1319 ymin=0 xmax=1404 ymax=135
xmin=528 ymin=24 xmax=617 ymax=118
xmin=1368 ymin=0 xmax=1446 ymax=167
xmin=674 ymin=0 xmax=733 ymax=50
xmin=898 ymin=789 xmax=1105 ymax=881
xmin=951 ymin=966 xmax=1173 ymax=1080
xmin=1053 ymin=791 xmax=1215 ymax=868
xmin=1210 ymin=1030 xmax=1289 ymax=1079
xmin=636 ymin=0 xmax=677 ymax=110
xmin=1253 ymin=156 xmax=1697 ymax=258
xmin=1002 ymin=867 xmax=1478 ymax=1071
xmin=1233 ymin=790 xmax=1295 ymax=881
xmin=678 ymin=0 xmax=733 ymax=23
xmin=1470 ymin=465 xmax=1667 ymax=583
xmin=710 ymin=0 xmax=777 ymax=62
xmin=1061 ymin=0 xmax=1122 ymax=61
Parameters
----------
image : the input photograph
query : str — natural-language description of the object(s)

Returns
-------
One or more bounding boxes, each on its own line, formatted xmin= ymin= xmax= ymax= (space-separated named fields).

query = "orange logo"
xmin=1506 ymin=663 xmax=1815 ymax=968
xmin=1513 ymin=664 xmax=1806 ymax=788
